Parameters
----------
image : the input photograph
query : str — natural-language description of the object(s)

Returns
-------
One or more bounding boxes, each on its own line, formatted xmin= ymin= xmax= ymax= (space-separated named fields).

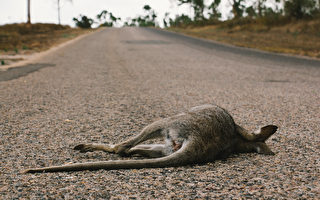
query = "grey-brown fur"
xmin=24 ymin=104 xmax=278 ymax=173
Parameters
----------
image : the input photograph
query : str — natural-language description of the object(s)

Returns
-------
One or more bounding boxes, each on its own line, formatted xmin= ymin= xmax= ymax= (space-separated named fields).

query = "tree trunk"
xmin=27 ymin=0 xmax=31 ymax=24
xmin=258 ymin=0 xmax=262 ymax=17
xmin=58 ymin=0 xmax=61 ymax=24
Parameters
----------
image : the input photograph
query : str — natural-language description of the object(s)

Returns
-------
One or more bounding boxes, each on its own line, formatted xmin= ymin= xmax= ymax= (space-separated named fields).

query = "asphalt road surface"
xmin=1 ymin=28 xmax=319 ymax=199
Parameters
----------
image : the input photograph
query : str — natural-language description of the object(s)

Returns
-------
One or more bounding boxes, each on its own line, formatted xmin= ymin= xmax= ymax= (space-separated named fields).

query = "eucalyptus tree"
xmin=208 ymin=0 xmax=221 ymax=19
xmin=177 ymin=0 xmax=206 ymax=20
xmin=129 ymin=5 xmax=157 ymax=27
xmin=230 ymin=0 xmax=246 ymax=19
xmin=97 ymin=10 xmax=121 ymax=27
xmin=284 ymin=0 xmax=318 ymax=19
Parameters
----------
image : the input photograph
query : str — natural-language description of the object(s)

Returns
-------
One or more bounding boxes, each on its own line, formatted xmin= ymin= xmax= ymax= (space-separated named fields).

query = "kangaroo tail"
xmin=24 ymin=143 xmax=192 ymax=173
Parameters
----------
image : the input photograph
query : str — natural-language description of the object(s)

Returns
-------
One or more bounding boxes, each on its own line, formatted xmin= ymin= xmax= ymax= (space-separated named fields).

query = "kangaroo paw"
xmin=74 ymin=144 xmax=95 ymax=153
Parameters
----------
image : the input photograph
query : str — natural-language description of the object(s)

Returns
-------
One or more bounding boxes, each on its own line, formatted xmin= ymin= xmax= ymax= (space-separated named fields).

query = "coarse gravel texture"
xmin=1 ymin=27 xmax=319 ymax=199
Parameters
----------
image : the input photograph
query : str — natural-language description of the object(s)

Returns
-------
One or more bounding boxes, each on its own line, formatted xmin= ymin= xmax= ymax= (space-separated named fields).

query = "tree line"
xmin=168 ymin=0 xmax=320 ymax=27
xmin=73 ymin=5 xmax=157 ymax=28
xmin=26 ymin=0 xmax=320 ymax=28
xmin=74 ymin=0 xmax=320 ymax=28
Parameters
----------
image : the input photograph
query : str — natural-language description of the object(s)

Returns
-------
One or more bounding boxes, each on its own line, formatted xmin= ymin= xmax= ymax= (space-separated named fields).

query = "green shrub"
xmin=284 ymin=0 xmax=318 ymax=19
xmin=73 ymin=15 xmax=94 ymax=29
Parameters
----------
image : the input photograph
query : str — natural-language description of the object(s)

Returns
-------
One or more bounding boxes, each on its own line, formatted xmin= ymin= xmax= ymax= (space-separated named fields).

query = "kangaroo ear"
xmin=255 ymin=125 xmax=278 ymax=142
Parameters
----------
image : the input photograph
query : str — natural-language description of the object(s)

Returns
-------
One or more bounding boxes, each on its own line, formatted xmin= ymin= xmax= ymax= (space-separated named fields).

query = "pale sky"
xmin=0 ymin=0 xmax=231 ymax=27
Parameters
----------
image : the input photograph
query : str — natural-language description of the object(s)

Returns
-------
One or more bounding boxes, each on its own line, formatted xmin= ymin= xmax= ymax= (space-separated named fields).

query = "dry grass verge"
xmin=0 ymin=23 xmax=92 ymax=65
xmin=169 ymin=18 xmax=320 ymax=59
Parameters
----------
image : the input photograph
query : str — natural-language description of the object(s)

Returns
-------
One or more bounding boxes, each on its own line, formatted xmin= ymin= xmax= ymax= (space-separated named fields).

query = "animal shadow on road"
xmin=0 ymin=63 xmax=55 ymax=82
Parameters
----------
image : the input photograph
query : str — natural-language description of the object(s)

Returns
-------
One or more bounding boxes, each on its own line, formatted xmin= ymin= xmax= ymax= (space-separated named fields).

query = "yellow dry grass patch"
xmin=169 ymin=18 xmax=320 ymax=59
xmin=0 ymin=23 xmax=92 ymax=55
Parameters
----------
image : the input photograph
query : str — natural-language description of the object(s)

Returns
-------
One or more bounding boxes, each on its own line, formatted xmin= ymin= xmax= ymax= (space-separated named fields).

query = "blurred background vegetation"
xmin=1 ymin=0 xmax=319 ymax=62
xmin=21 ymin=0 xmax=320 ymax=28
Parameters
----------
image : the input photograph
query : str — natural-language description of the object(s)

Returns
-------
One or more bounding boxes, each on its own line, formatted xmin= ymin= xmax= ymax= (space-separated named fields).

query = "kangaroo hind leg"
xmin=127 ymin=144 xmax=166 ymax=158
xmin=74 ymin=143 xmax=116 ymax=153
xmin=74 ymin=143 xmax=166 ymax=158
xmin=74 ymin=119 xmax=167 ymax=155
xmin=112 ymin=119 xmax=167 ymax=155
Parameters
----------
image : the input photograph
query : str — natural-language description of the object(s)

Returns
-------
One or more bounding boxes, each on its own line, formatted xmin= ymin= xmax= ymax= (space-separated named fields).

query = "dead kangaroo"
xmin=24 ymin=104 xmax=278 ymax=173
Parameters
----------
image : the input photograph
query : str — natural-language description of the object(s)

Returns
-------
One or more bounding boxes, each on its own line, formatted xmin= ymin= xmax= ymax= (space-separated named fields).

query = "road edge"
xmin=146 ymin=27 xmax=320 ymax=68
xmin=0 ymin=28 xmax=104 ymax=71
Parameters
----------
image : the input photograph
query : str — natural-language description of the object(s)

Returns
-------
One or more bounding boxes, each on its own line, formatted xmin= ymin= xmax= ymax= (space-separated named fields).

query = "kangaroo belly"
xmin=170 ymin=105 xmax=238 ymax=161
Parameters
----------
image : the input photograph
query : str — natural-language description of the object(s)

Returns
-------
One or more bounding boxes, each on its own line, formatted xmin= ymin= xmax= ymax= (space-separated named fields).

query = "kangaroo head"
xmin=252 ymin=125 xmax=278 ymax=155
xmin=235 ymin=125 xmax=278 ymax=155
